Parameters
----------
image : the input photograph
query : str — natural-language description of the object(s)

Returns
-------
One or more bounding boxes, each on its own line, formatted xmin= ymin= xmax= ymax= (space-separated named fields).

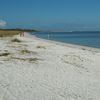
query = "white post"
xmin=48 ymin=34 xmax=50 ymax=39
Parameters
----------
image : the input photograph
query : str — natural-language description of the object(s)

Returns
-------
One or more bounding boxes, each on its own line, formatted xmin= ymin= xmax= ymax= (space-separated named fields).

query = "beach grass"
xmin=36 ymin=45 xmax=46 ymax=49
xmin=20 ymin=49 xmax=32 ymax=54
xmin=11 ymin=38 xmax=22 ymax=42
xmin=0 ymin=52 xmax=10 ymax=57
xmin=0 ymin=29 xmax=37 ymax=37
xmin=0 ymin=30 xmax=21 ymax=37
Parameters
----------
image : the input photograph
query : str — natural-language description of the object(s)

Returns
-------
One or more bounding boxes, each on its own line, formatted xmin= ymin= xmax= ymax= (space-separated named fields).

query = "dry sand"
xmin=0 ymin=33 xmax=100 ymax=100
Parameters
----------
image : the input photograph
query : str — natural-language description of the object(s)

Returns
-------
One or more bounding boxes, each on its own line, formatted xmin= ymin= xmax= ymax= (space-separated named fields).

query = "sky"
xmin=0 ymin=0 xmax=100 ymax=31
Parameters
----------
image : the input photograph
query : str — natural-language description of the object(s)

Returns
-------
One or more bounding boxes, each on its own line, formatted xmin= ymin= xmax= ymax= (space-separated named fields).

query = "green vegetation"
xmin=11 ymin=38 xmax=22 ymax=42
xmin=0 ymin=29 xmax=38 ymax=37
xmin=20 ymin=49 xmax=32 ymax=54
xmin=20 ymin=49 xmax=37 ymax=55
xmin=36 ymin=45 xmax=46 ymax=49
xmin=0 ymin=52 xmax=10 ymax=57
xmin=10 ymin=56 xmax=41 ymax=63
xmin=0 ymin=30 xmax=21 ymax=37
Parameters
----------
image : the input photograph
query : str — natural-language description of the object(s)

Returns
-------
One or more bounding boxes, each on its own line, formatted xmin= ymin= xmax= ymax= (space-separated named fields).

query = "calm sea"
xmin=31 ymin=32 xmax=100 ymax=48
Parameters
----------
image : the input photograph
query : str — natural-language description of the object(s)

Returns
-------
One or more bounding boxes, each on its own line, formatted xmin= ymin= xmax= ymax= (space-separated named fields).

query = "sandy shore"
xmin=0 ymin=33 xmax=100 ymax=100
xmin=24 ymin=32 xmax=100 ymax=52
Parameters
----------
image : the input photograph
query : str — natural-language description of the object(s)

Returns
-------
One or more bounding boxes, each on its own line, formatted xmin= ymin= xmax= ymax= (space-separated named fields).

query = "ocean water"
xmin=32 ymin=32 xmax=100 ymax=48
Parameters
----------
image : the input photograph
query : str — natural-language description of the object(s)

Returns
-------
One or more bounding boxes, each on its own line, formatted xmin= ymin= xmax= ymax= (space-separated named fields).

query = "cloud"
xmin=0 ymin=20 xmax=7 ymax=27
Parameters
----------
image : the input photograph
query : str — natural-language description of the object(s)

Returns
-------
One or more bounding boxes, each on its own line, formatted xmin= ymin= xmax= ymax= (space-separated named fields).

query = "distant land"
xmin=0 ymin=28 xmax=100 ymax=37
xmin=0 ymin=28 xmax=38 ymax=32
xmin=0 ymin=28 xmax=38 ymax=37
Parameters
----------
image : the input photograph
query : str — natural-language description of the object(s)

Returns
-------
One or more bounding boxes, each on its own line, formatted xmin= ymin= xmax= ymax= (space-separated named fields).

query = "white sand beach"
xmin=0 ymin=33 xmax=100 ymax=100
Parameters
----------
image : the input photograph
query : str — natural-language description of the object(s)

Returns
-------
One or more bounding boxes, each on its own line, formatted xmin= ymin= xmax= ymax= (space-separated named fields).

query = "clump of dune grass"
xmin=20 ymin=49 xmax=37 ymax=55
xmin=28 ymin=58 xmax=40 ymax=62
xmin=82 ymin=48 xmax=86 ymax=50
xmin=0 ymin=30 xmax=21 ymax=37
xmin=0 ymin=52 xmax=10 ymax=57
xmin=36 ymin=45 xmax=46 ymax=49
xmin=11 ymin=38 xmax=21 ymax=43
xmin=4 ymin=50 xmax=8 ymax=52
xmin=20 ymin=49 xmax=31 ymax=54
xmin=10 ymin=56 xmax=41 ymax=63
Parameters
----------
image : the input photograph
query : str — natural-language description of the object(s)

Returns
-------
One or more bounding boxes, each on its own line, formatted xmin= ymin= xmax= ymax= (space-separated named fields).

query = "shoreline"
xmin=24 ymin=32 xmax=100 ymax=52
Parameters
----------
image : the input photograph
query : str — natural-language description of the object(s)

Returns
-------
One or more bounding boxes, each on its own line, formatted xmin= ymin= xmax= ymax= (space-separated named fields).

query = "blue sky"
xmin=0 ymin=0 xmax=100 ymax=31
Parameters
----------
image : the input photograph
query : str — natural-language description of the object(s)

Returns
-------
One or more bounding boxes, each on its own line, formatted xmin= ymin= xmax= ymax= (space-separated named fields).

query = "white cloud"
xmin=0 ymin=20 xmax=7 ymax=27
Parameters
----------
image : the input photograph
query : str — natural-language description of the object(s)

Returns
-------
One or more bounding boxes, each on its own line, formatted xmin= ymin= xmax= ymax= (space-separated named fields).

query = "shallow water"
xmin=32 ymin=32 xmax=100 ymax=48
